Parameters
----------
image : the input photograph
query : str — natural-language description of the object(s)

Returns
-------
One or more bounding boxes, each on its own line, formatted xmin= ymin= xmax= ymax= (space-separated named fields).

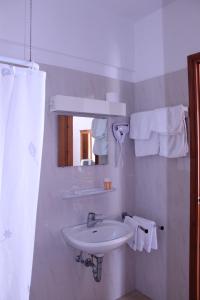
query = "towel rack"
xmin=122 ymin=212 xmax=164 ymax=234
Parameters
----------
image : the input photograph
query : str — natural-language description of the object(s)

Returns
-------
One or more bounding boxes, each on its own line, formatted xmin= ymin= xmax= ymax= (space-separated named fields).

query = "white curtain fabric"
xmin=0 ymin=64 xmax=46 ymax=300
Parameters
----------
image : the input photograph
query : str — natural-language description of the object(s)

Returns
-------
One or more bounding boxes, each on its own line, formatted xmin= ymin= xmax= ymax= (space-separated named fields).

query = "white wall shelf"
xmin=50 ymin=95 xmax=126 ymax=117
xmin=62 ymin=187 xmax=116 ymax=199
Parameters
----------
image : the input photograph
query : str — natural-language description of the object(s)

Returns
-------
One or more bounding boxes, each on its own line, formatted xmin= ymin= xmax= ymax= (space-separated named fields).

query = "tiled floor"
xmin=117 ymin=291 xmax=151 ymax=300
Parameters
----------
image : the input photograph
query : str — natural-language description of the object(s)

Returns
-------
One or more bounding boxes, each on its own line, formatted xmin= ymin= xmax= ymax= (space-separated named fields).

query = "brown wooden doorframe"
xmin=188 ymin=52 xmax=200 ymax=300
xmin=57 ymin=115 xmax=73 ymax=167
xmin=80 ymin=129 xmax=92 ymax=160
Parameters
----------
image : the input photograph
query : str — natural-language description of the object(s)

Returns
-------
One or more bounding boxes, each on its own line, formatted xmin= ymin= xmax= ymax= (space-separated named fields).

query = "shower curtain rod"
xmin=0 ymin=56 xmax=39 ymax=70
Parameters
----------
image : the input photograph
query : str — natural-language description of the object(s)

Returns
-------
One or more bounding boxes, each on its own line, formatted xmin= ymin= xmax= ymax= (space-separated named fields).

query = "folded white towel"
xmin=133 ymin=216 xmax=158 ymax=253
xmin=134 ymin=132 xmax=159 ymax=157
xmin=130 ymin=110 xmax=159 ymax=157
xmin=124 ymin=216 xmax=158 ymax=253
xmin=130 ymin=110 xmax=154 ymax=140
xmin=153 ymin=105 xmax=185 ymax=135
xmin=130 ymin=105 xmax=188 ymax=158
xmin=159 ymin=118 xmax=188 ymax=158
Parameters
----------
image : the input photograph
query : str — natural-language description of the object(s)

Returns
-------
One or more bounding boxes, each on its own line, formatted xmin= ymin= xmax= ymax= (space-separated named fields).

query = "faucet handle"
xmin=87 ymin=212 xmax=104 ymax=221
xmin=87 ymin=212 xmax=105 ymax=227
xmin=87 ymin=212 xmax=96 ymax=220
xmin=87 ymin=212 xmax=105 ymax=221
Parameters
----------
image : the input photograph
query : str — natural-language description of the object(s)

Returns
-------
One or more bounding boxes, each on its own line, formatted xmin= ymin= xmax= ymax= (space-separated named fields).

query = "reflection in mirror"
xmin=58 ymin=115 xmax=108 ymax=167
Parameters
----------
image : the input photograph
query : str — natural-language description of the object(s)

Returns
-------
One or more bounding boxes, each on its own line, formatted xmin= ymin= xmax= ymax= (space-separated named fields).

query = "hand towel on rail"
xmin=124 ymin=216 xmax=158 ymax=252
xmin=124 ymin=216 xmax=139 ymax=251
xmin=133 ymin=216 xmax=158 ymax=253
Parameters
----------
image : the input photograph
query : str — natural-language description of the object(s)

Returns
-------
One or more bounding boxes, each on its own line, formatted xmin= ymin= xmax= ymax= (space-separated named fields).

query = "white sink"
xmin=61 ymin=220 xmax=133 ymax=255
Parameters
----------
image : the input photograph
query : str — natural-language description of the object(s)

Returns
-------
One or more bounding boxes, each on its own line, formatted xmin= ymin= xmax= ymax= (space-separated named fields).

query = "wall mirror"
xmin=57 ymin=115 xmax=108 ymax=167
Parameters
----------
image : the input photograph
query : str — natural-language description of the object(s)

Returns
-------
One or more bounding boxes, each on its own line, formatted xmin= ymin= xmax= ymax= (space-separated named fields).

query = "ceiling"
xmin=110 ymin=0 xmax=176 ymax=20
xmin=89 ymin=0 xmax=177 ymax=21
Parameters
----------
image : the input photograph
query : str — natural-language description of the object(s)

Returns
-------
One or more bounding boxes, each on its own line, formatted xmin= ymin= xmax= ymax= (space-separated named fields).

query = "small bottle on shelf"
xmin=104 ymin=178 xmax=112 ymax=190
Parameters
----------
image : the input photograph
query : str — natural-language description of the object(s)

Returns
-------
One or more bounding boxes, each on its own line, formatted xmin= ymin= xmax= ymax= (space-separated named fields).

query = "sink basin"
xmin=61 ymin=220 xmax=133 ymax=255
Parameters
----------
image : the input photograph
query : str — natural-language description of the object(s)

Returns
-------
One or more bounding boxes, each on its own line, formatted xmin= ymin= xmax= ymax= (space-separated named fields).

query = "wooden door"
xmin=57 ymin=115 xmax=73 ymax=166
xmin=188 ymin=52 xmax=200 ymax=300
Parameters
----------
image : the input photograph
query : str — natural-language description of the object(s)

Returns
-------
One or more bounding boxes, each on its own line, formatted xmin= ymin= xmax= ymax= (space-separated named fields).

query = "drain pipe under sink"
xmin=75 ymin=251 xmax=104 ymax=282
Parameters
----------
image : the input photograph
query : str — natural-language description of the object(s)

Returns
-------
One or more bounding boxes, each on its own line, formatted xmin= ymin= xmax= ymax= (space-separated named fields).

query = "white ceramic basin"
xmin=61 ymin=220 xmax=133 ymax=255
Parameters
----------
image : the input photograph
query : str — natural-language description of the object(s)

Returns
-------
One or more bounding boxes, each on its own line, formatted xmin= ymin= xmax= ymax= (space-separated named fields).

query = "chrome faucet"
xmin=87 ymin=212 xmax=104 ymax=227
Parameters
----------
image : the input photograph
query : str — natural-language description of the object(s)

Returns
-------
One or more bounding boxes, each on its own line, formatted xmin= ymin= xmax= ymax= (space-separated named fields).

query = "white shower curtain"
xmin=0 ymin=64 xmax=46 ymax=300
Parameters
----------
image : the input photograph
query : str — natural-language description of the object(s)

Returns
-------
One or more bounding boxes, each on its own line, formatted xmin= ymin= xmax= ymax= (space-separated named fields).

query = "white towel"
xmin=134 ymin=132 xmax=159 ymax=157
xmin=91 ymin=118 xmax=108 ymax=155
xmin=159 ymin=115 xmax=188 ymax=158
xmin=153 ymin=105 xmax=185 ymax=135
xmin=124 ymin=216 xmax=139 ymax=251
xmin=159 ymin=120 xmax=188 ymax=157
xmin=130 ymin=105 xmax=188 ymax=158
xmin=93 ymin=137 xmax=108 ymax=155
xmin=130 ymin=110 xmax=159 ymax=157
xmin=91 ymin=118 xmax=107 ymax=139
xmin=130 ymin=110 xmax=154 ymax=139
xmin=133 ymin=216 xmax=158 ymax=253
xmin=124 ymin=216 xmax=158 ymax=252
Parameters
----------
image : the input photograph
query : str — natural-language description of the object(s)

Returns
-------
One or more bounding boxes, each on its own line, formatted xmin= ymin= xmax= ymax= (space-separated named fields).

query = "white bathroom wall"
xmin=30 ymin=64 xmax=135 ymax=300
xmin=133 ymin=0 xmax=200 ymax=82
xmin=132 ymin=70 xmax=190 ymax=300
xmin=0 ymin=0 xmax=134 ymax=81
xmin=130 ymin=0 xmax=199 ymax=299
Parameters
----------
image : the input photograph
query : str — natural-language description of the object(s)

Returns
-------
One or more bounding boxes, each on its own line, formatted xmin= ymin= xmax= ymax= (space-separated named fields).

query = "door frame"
xmin=80 ymin=129 xmax=92 ymax=160
xmin=188 ymin=52 xmax=200 ymax=300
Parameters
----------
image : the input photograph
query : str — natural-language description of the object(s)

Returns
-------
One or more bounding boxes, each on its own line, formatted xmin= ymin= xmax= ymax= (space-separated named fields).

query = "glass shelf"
xmin=62 ymin=187 xmax=116 ymax=199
